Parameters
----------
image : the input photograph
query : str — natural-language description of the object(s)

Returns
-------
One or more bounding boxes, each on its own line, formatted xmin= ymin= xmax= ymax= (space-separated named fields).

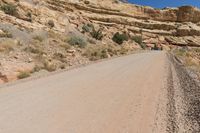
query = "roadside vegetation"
xmin=174 ymin=48 xmax=200 ymax=73
xmin=112 ymin=32 xmax=128 ymax=45
xmin=17 ymin=71 xmax=31 ymax=79
xmin=131 ymin=36 xmax=146 ymax=49
xmin=0 ymin=4 xmax=17 ymax=16
xmin=0 ymin=22 xmax=145 ymax=83
xmin=67 ymin=35 xmax=87 ymax=48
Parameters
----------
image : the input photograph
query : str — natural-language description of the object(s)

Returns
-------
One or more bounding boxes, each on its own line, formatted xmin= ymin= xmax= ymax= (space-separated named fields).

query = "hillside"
xmin=0 ymin=0 xmax=200 ymax=83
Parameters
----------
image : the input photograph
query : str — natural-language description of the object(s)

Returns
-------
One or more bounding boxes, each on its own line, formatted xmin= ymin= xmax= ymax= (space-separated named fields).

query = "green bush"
xmin=153 ymin=44 xmax=159 ymax=50
xmin=90 ymin=28 xmax=103 ymax=40
xmin=88 ymin=49 xmax=108 ymax=61
xmin=83 ymin=46 xmax=109 ymax=61
xmin=131 ymin=36 xmax=142 ymax=45
xmin=82 ymin=24 xmax=94 ymax=33
xmin=68 ymin=36 xmax=87 ymax=48
xmin=112 ymin=32 xmax=128 ymax=45
xmin=1 ymin=4 xmax=17 ymax=16
xmin=175 ymin=48 xmax=187 ymax=56
xmin=139 ymin=43 xmax=146 ymax=49
xmin=43 ymin=61 xmax=57 ymax=72
xmin=17 ymin=71 xmax=30 ymax=79
xmin=33 ymin=35 xmax=44 ymax=42
xmin=26 ymin=12 xmax=32 ymax=22
xmin=1 ymin=29 xmax=13 ymax=38
xmin=48 ymin=20 xmax=55 ymax=28
xmin=131 ymin=36 xmax=146 ymax=49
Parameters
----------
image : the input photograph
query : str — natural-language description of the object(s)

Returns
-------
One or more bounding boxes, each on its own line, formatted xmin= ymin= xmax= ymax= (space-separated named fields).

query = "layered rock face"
xmin=1 ymin=0 xmax=200 ymax=47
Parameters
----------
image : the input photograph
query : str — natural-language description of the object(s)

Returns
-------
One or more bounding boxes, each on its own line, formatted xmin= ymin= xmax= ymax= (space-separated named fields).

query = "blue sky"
xmin=127 ymin=0 xmax=200 ymax=8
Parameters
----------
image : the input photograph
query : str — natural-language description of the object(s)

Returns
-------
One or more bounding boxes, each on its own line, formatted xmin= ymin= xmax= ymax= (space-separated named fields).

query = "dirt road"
xmin=0 ymin=52 xmax=176 ymax=133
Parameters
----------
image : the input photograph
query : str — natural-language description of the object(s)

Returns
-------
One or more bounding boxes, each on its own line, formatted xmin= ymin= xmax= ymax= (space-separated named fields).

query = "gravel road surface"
xmin=0 ymin=51 xmax=199 ymax=133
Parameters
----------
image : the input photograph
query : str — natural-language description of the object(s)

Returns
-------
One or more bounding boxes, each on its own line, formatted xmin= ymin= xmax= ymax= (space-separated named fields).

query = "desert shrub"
xmin=24 ymin=46 xmax=44 ymax=54
xmin=131 ymin=36 xmax=146 ymax=49
xmin=83 ymin=46 xmax=109 ymax=61
xmin=84 ymin=0 xmax=90 ymax=4
xmin=193 ymin=48 xmax=200 ymax=53
xmin=53 ymin=52 xmax=66 ymax=62
xmin=82 ymin=25 xmax=90 ymax=32
xmin=90 ymin=28 xmax=103 ymax=40
xmin=90 ymin=50 xmax=108 ymax=61
xmin=0 ymin=29 xmax=13 ymax=38
xmin=60 ymin=43 xmax=71 ymax=50
xmin=48 ymin=20 xmax=55 ymax=28
xmin=26 ymin=12 xmax=32 ymax=22
xmin=112 ymin=32 xmax=128 ymax=45
xmin=17 ymin=71 xmax=30 ymax=79
xmin=59 ymin=64 xmax=66 ymax=69
xmin=33 ymin=35 xmax=44 ymax=42
xmin=185 ymin=57 xmax=197 ymax=66
xmin=119 ymin=47 xmax=129 ymax=55
xmin=114 ymin=0 xmax=120 ymax=4
xmin=175 ymin=48 xmax=186 ymax=56
xmin=0 ymin=39 xmax=15 ymax=52
xmin=152 ymin=44 xmax=163 ymax=50
xmin=32 ymin=65 xmax=41 ymax=72
xmin=139 ymin=42 xmax=146 ymax=49
xmin=68 ymin=35 xmax=87 ymax=48
xmin=82 ymin=24 xmax=94 ymax=33
xmin=43 ymin=61 xmax=57 ymax=72
xmin=131 ymin=36 xmax=142 ymax=45
xmin=153 ymin=44 xmax=159 ymax=50
xmin=1 ymin=4 xmax=17 ymax=16
xmin=34 ymin=54 xmax=56 ymax=72
xmin=35 ymin=55 xmax=57 ymax=72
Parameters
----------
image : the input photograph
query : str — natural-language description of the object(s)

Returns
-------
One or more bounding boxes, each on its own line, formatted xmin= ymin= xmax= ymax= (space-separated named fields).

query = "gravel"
xmin=168 ymin=53 xmax=200 ymax=132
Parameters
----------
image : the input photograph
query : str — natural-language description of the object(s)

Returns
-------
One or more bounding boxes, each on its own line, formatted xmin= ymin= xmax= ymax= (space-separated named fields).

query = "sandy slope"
xmin=0 ymin=52 xmax=169 ymax=133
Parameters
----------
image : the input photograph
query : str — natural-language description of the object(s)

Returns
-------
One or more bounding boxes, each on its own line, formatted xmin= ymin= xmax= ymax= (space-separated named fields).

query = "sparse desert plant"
xmin=32 ymin=65 xmax=42 ymax=72
xmin=17 ymin=71 xmax=31 ymax=79
xmin=59 ymin=64 xmax=66 ymax=69
xmin=175 ymin=48 xmax=187 ymax=56
xmin=185 ymin=57 xmax=197 ymax=66
xmin=48 ymin=20 xmax=55 ymax=28
xmin=112 ymin=32 xmax=128 ymax=45
xmin=114 ymin=0 xmax=119 ymax=4
xmin=0 ymin=29 xmax=13 ymax=38
xmin=153 ymin=44 xmax=159 ymax=50
xmin=193 ymin=48 xmax=200 ymax=53
xmin=67 ymin=35 xmax=87 ymax=48
xmin=84 ymin=0 xmax=90 ymax=4
xmin=26 ymin=12 xmax=32 ymax=22
xmin=53 ymin=52 xmax=65 ymax=62
xmin=119 ymin=47 xmax=129 ymax=55
xmin=4 ymin=30 xmax=13 ymax=38
xmin=90 ymin=28 xmax=103 ymax=40
xmin=82 ymin=23 xmax=94 ymax=33
xmin=1 ymin=4 xmax=17 ymax=16
xmin=60 ymin=43 xmax=71 ymax=50
xmin=33 ymin=35 xmax=44 ymax=42
xmin=83 ymin=45 xmax=109 ymax=61
xmin=131 ymin=36 xmax=142 ymax=45
xmin=139 ymin=42 xmax=146 ymax=49
xmin=43 ymin=61 xmax=57 ymax=72
xmin=24 ymin=46 xmax=44 ymax=54
xmin=131 ymin=36 xmax=146 ymax=49
xmin=35 ymin=54 xmax=57 ymax=72
xmin=0 ymin=39 xmax=15 ymax=52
